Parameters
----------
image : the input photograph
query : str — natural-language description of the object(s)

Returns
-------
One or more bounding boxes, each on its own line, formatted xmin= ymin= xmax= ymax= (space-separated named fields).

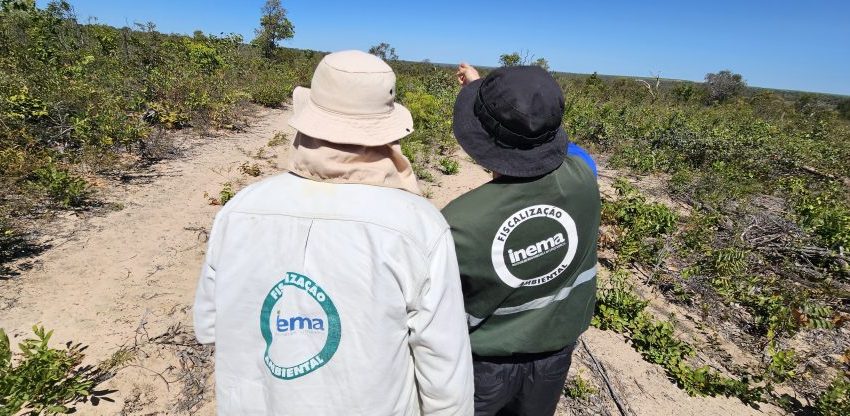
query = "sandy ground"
xmin=0 ymin=107 xmax=785 ymax=415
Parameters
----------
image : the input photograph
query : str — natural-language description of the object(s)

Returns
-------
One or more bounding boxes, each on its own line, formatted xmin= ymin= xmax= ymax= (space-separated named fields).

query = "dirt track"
xmin=0 ymin=107 xmax=783 ymax=415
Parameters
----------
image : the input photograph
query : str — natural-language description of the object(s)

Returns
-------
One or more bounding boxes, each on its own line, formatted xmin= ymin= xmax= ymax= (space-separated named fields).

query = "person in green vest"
xmin=443 ymin=63 xmax=601 ymax=416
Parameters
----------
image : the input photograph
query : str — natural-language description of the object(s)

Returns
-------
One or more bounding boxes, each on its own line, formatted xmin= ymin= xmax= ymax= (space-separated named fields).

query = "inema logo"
xmin=276 ymin=311 xmax=325 ymax=333
xmin=507 ymin=232 xmax=566 ymax=266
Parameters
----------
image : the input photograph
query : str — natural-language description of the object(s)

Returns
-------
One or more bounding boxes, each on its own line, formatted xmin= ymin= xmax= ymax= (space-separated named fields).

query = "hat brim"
xmin=288 ymin=87 xmax=414 ymax=146
xmin=453 ymin=79 xmax=567 ymax=177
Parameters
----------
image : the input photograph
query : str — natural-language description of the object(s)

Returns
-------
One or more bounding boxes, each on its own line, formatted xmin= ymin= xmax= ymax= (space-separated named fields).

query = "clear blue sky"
xmin=44 ymin=0 xmax=850 ymax=95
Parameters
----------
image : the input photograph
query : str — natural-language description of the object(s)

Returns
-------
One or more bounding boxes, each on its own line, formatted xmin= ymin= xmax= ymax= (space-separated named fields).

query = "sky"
xmin=42 ymin=0 xmax=850 ymax=95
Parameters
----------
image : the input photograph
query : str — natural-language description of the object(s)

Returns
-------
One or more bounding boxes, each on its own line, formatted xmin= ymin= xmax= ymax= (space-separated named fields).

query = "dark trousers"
xmin=473 ymin=343 xmax=576 ymax=416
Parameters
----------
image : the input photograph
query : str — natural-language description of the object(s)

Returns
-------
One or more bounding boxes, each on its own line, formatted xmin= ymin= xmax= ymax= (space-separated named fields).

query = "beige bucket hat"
xmin=288 ymin=50 xmax=414 ymax=146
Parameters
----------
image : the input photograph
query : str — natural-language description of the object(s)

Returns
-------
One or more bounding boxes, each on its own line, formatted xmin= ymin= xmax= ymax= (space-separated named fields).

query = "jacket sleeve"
xmin=193 ymin=262 xmax=216 ymax=344
xmin=407 ymin=230 xmax=474 ymax=416
xmin=193 ymin=212 xmax=226 ymax=345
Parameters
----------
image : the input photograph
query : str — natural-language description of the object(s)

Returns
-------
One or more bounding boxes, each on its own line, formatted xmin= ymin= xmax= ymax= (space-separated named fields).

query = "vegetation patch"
xmin=0 ymin=327 xmax=116 ymax=415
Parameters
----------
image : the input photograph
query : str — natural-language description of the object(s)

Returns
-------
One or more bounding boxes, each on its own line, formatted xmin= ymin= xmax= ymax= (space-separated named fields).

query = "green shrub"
xmin=248 ymin=76 xmax=290 ymax=108
xmin=219 ymin=182 xmax=235 ymax=205
xmin=784 ymin=178 xmax=850 ymax=252
xmin=239 ymin=161 xmax=261 ymax=177
xmin=438 ymin=157 xmax=459 ymax=175
xmin=564 ymin=370 xmax=598 ymax=400
xmin=33 ymin=165 xmax=87 ymax=208
xmin=0 ymin=327 xmax=95 ymax=415
xmin=593 ymin=270 xmax=763 ymax=405
xmin=814 ymin=375 xmax=850 ymax=416
xmin=602 ymin=179 xmax=678 ymax=265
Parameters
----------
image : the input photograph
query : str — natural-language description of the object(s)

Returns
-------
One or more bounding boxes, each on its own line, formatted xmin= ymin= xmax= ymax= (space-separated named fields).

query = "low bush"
xmin=247 ymin=67 xmax=291 ymax=108
xmin=0 ymin=327 xmax=96 ymax=415
xmin=602 ymin=179 xmax=678 ymax=265
xmin=815 ymin=375 xmax=850 ymax=416
xmin=438 ymin=157 xmax=460 ymax=175
xmin=563 ymin=370 xmax=598 ymax=400
xmin=33 ymin=164 xmax=88 ymax=208
xmin=593 ymin=270 xmax=763 ymax=404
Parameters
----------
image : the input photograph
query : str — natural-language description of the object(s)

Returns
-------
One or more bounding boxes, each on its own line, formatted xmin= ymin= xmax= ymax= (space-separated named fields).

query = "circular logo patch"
xmin=260 ymin=272 xmax=341 ymax=380
xmin=491 ymin=205 xmax=578 ymax=287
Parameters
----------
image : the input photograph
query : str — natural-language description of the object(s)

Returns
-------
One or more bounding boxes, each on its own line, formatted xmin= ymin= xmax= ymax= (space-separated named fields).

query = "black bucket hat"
xmin=453 ymin=66 xmax=567 ymax=177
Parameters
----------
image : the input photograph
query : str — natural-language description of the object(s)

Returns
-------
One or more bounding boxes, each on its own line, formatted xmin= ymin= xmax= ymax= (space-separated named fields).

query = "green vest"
xmin=442 ymin=156 xmax=600 ymax=356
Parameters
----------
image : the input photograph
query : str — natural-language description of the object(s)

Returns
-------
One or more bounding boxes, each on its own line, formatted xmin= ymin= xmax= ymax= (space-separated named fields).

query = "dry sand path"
xmin=0 ymin=107 xmax=783 ymax=415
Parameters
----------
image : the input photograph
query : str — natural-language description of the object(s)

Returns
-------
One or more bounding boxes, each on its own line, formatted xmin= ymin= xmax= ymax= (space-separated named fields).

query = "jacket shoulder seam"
xmin=226 ymin=210 xmax=443 ymax=255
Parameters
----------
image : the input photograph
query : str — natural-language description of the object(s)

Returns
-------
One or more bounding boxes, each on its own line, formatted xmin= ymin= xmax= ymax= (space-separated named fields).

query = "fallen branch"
xmin=580 ymin=338 xmax=634 ymax=416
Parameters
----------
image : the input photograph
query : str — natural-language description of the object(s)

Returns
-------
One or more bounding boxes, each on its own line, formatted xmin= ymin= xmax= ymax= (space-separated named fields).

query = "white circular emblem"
xmin=491 ymin=204 xmax=578 ymax=287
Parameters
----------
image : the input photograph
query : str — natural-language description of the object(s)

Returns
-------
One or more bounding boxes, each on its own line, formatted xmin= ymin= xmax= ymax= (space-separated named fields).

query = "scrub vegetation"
xmin=581 ymin=67 xmax=850 ymax=411
xmin=1 ymin=0 xmax=849 ymax=414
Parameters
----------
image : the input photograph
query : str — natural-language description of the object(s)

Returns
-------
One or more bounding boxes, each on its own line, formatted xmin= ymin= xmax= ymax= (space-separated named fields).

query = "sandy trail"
xmin=0 ymin=108 xmax=782 ymax=415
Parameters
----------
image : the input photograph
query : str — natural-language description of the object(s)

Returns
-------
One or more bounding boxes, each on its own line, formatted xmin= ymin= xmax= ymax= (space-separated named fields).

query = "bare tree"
xmin=636 ymin=72 xmax=661 ymax=101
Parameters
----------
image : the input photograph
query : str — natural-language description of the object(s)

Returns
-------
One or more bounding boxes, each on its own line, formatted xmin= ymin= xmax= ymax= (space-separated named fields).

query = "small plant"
xmin=602 ymin=179 xmax=678 ymax=265
xmin=218 ymin=183 xmax=235 ymax=205
xmin=267 ymin=131 xmax=289 ymax=147
xmin=207 ymin=183 xmax=235 ymax=206
xmin=593 ymin=269 xmax=763 ymax=405
xmin=763 ymin=340 xmax=797 ymax=385
xmin=438 ymin=157 xmax=460 ymax=175
xmin=784 ymin=178 xmax=850 ymax=252
xmin=0 ymin=327 xmax=96 ymax=415
xmin=814 ymin=374 xmax=850 ymax=416
xmin=253 ymin=147 xmax=274 ymax=160
xmin=564 ymin=370 xmax=598 ymax=400
xmin=413 ymin=164 xmax=434 ymax=183
xmin=248 ymin=72 xmax=291 ymax=108
xmin=239 ymin=161 xmax=262 ymax=177
xmin=33 ymin=165 xmax=88 ymax=208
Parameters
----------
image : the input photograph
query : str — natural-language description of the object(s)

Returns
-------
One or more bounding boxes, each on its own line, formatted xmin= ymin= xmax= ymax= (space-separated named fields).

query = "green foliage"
xmin=671 ymin=82 xmax=702 ymax=103
xmin=814 ymin=375 xmax=850 ymax=416
xmin=0 ymin=326 xmax=94 ymax=415
xmin=438 ymin=157 xmax=459 ymax=175
xmin=248 ymin=68 xmax=291 ymax=107
xmin=711 ymin=273 xmax=834 ymax=336
xmin=33 ymin=164 xmax=87 ymax=207
xmin=705 ymin=70 xmax=746 ymax=103
xmin=593 ymin=270 xmax=763 ymax=404
xmin=0 ymin=3 xmax=847 ymax=408
xmin=0 ymin=1 xmax=313 ymax=269
xmin=396 ymin=67 xmax=458 ymax=177
xmin=368 ymin=42 xmax=397 ymax=61
xmin=219 ymin=182 xmax=235 ymax=205
xmin=708 ymin=247 xmax=748 ymax=277
xmin=533 ymin=57 xmax=550 ymax=72
xmin=602 ymin=179 xmax=678 ymax=265
xmin=499 ymin=52 xmax=521 ymax=67
xmin=763 ymin=340 xmax=796 ymax=385
xmin=267 ymin=131 xmax=288 ymax=147
xmin=593 ymin=269 xmax=649 ymax=332
xmin=251 ymin=0 xmax=294 ymax=58
xmin=564 ymin=370 xmax=598 ymax=400
xmin=239 ymin=161 xmax=261 ymax=177
xmin=837 ymin=98 xmax=850 ymax=121
xmin=783 ymin=178 xmax=850 ymax=252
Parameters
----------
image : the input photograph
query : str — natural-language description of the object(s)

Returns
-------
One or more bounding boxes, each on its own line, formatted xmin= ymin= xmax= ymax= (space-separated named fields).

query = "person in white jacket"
xmin=193 ymin=50 xmax=474 ymax=415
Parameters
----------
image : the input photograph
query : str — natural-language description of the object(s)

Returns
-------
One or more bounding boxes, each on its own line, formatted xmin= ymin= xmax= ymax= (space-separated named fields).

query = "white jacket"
xmin=193 ymin=173 xmax=474 ymax=415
